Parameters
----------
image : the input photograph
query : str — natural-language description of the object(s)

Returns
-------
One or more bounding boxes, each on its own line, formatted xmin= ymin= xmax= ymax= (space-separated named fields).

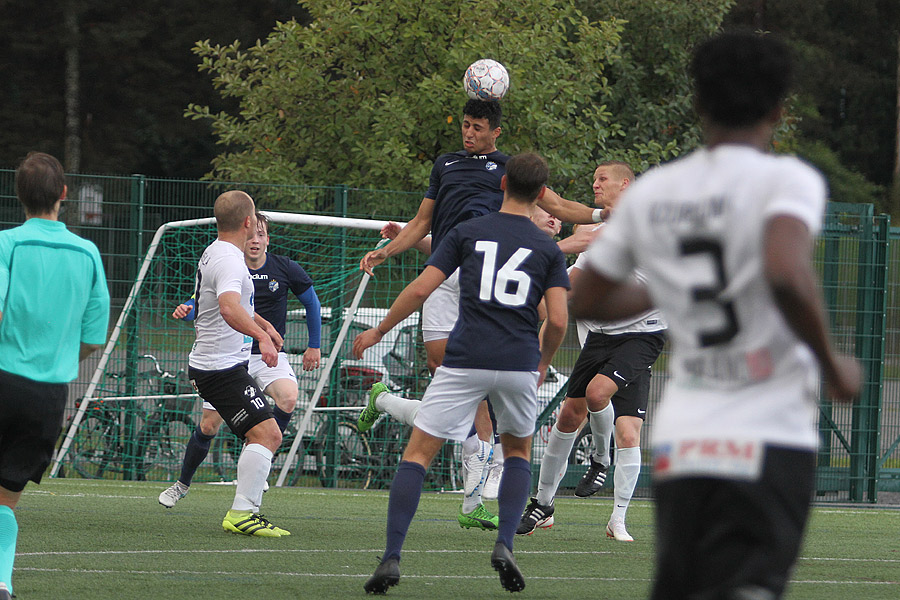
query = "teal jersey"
xmin=0 ymin=218 xmax=110 ymax=383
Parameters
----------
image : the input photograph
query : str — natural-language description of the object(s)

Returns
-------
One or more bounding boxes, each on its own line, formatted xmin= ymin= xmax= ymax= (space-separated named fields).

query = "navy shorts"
xmin=189 ymin=363 xmax=273 ymax=439
xmin=0 ymin=369 xmax=68 ymax=492
xmin=566 ymin=331 xmax=665 ymax=420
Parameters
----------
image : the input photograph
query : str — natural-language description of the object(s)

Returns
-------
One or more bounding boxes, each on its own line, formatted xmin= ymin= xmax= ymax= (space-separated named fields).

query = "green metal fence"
xmin=0 ymin=171 xmax=896 ymax=502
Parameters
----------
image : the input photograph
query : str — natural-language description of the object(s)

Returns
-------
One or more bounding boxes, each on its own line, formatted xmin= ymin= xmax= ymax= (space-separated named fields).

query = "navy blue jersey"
xmin=426 ymin=212 xmax=570 ymax=371
xmin=426 ymin=150 xmax=509 ymax=252
xmin=249 ymin=253 xmax=313 ymax=353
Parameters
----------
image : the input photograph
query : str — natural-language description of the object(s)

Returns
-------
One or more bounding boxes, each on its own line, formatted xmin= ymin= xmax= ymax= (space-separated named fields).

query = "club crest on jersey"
xmin=485 ymin=161 xmax=498 ymax=171
xmin=268 ymin=280 xmax=279 ymax=292
xmin=244 ymin=386 xmax=256 ymax=397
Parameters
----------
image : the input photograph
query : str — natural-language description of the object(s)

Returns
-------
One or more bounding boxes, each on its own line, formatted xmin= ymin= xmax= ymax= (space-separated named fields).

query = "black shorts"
xmin=0 ymin=369 xmax=68 ymax=492
xmin=651 ymin=446 xmax=816 ymax=600
xmin=567 ymin=331 xmax=665 ymax=420
xmin=189 ymin=363 xmax=273 ymax=439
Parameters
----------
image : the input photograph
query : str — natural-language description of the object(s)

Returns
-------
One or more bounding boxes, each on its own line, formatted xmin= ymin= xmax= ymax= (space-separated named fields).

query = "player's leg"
xmin=159 ymin=406 xmax=223 ymax=507
xmin=0 ymin=372 xmax=67 ymax=597
xmin=517 ymin=396 xmax=587 ymax=535
xmin=366 ymin=365 xmax=481 ymax=594
xmin=488 ymin=370 xmax=541 ymax=593
xmin=359 ymin=382 xmax=421 ymax=431
xmin=364 ymin=426 xmax=445 ymax=594
xmin=461 ymin=400 xmax=494 ymax=514
xmin=606 ymin=415 xmax=642 ymax=542
xmin=0 ymin=487 xmax=22 ymax=599
xmin=577 ymin=373 xmax=617 ymax=497
xmin=192 ymin=364 xmax=286 ymax=536
xmin=251 ymin=352 xmax=298 ymax=433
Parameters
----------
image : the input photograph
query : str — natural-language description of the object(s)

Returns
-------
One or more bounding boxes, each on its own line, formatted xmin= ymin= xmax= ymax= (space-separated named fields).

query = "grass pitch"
xmin=12 ymin=479 xmax=900 ymax=599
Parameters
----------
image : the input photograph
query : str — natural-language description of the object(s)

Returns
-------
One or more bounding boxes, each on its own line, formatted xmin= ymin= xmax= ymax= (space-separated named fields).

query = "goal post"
xmin=52 ymin=211 xmax=445 ymax=489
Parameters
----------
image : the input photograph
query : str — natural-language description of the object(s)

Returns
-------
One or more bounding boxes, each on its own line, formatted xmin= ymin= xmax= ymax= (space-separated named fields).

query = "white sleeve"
xmin=762 ymin=158 xmax=827 ymax=235
xmin=209 ymin=255 xmax=247 ymax=297
xmin=582 ymin=202 xmax=637 ymax=282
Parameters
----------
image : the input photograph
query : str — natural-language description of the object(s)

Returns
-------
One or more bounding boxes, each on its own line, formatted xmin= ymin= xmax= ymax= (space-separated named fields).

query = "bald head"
xmin=214 ymin=191 xmax=256 ymax=233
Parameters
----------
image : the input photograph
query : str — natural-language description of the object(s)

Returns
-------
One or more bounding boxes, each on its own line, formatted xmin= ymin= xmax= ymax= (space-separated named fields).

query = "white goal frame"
xmin=51 ymin=211 xmax=400 ymax=480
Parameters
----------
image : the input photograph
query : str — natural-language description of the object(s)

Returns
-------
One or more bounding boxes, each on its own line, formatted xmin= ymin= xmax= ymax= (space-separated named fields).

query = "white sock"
xmin=375 ymin=391 xmax=420 ymax=427
xmin=491 ymin=442 xmax=504 ymax=466
xmin=589 ymin=404 xmax=615 ymax=466
xmin=462 ymin=440 xmax=492 ymax=512
xmin=462 ymin=433 xmax=481 ymax=456
xmin=610 ymin=446 xmax=641 ymax=522
xmin=231 ymin=443 xmax=273 ymax=512
xmin=535 ymin=424 xmax=577 ymax=506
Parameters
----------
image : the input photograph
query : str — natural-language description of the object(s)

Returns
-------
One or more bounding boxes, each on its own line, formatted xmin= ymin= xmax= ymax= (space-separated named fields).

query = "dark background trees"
xmin=0 ymin=0 xmax=306 ymax=177
xmin=1 ymin=0 xmax=898 ymax=213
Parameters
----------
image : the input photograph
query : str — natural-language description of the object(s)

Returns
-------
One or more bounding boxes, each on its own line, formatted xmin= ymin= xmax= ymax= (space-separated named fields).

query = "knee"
xmin=198 ymin=418 xmax=221 ymax=438
xmin=556 ymin=401 xmax=586 ymax=433
xmin=273 ymin=390 xmax=298 ymax=413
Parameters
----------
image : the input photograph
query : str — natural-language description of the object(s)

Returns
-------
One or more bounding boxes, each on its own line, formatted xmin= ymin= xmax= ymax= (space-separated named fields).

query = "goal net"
xmin=52 ymin=211 xmax=460 ymax=490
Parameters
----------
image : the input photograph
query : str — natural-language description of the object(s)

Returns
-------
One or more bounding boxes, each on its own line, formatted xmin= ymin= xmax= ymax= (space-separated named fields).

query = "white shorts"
xmin=421 ymin=268 xmax=459 ymax=342
xmin=201 ymin=352 xmax=296 ymax=410
xmin=413 ymin=366 xmax=540 ymax=441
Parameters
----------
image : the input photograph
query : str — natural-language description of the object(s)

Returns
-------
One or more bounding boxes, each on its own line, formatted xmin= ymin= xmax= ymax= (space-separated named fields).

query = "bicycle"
xmin=68 ymin=354 xmax=196 ymax=480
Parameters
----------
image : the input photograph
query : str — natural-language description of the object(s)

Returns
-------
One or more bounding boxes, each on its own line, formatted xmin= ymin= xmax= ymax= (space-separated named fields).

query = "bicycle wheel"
xmin=568 ymin=426 xmax=594 ymax=467
xmin=315 ymin=421 xmax=374 ymax=489
xmin=70 ymin=415 xmax=115 ymax=479
xmin=140 ymin=419 xmax=192 ymax=481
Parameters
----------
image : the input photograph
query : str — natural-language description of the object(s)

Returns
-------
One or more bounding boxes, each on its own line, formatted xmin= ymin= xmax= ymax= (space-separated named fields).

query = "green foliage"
xmin=189 ymin=0 xmax=733 ymax=204
xmin=797 ymin=139 xmax=886 ymax=210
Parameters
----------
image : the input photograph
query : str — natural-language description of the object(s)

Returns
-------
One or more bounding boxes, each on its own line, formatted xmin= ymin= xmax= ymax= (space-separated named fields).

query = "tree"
xmin=188 ymin=0 xmax=733 ymax=208
xmin=726 ymin=0 xmax=900 ymax=213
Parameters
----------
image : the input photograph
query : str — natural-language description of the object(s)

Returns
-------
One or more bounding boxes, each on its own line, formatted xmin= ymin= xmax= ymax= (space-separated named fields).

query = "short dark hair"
xmin=256 ymin=211 xmax=269 ymax=234
xmin=505 ymin=153 xmax=549 ymax=203
xmin=15 ymin=151 xmax=65 ymax=215
xmin=691 ymin=31 xmax=793 ymax=128
xmin=463 ymin=99 xmax=502 ymax=130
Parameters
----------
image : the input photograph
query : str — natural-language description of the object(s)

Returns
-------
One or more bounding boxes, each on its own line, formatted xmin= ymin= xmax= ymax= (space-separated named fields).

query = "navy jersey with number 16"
xmin=426 ymin=211 xmax=569 ymax=372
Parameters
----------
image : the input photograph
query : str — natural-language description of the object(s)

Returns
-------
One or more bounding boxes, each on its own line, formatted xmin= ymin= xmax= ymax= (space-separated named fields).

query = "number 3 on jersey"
xmin=681 ymin=238 xmax=739 ymax=347
xmin=475 ymin=241 xmax=532 ymax=307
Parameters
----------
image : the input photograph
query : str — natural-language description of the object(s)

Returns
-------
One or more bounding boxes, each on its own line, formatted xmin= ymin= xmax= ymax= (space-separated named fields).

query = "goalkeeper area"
xmin=52 ymin=211 xmax=581 ymax=492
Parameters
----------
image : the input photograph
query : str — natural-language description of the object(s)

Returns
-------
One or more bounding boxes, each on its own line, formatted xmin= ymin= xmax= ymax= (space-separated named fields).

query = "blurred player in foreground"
xmin=571 ymin=31 xmax=861 ymax=599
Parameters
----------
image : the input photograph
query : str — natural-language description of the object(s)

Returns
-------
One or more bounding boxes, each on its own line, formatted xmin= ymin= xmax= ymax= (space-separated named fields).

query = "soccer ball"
xmin=463 ymin=59 xmax=509 ymax=101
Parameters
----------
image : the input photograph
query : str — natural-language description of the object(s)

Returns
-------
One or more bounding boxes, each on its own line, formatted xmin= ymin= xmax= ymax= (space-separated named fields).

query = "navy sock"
xmin=178 ymin=427 xmax=215 ymax=486
xmin=496 ymin=455 xmax=531 ymax=551
xmin=272 ymin=405 xmax=293 ymax=433
xmin=384 ymin=460 xmax=426 ymax=562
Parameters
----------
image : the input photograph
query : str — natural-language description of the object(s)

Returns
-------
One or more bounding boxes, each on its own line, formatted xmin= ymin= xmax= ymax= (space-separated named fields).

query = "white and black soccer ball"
xmin=463 ymin=59 xmax=509 ymax=101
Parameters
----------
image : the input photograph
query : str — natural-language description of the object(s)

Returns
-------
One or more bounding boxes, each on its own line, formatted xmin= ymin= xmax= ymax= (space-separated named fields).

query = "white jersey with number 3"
xmin=585 ymin=145 xmax=827 ymax=476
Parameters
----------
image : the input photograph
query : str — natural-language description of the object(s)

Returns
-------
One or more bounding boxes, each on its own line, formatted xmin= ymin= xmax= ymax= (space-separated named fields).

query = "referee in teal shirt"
xmin=0 ymin=152 xmax=110 ymax=598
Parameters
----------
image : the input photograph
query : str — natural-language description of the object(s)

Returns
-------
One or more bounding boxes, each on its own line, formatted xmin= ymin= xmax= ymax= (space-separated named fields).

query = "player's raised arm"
xmin=360 ymin=197 xmax=436 ymax=275
xmin=537 ymin=187 xmax=604 ymax=225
